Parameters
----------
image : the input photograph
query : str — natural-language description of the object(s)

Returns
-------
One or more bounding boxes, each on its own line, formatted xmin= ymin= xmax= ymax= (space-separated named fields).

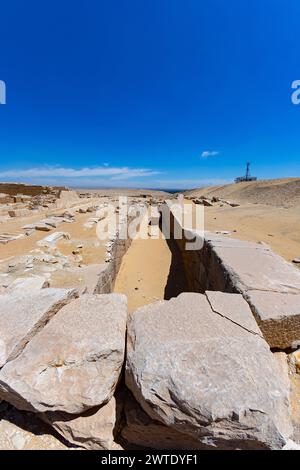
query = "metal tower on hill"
xmin=235 ymin=162 xmax=257 ymax=183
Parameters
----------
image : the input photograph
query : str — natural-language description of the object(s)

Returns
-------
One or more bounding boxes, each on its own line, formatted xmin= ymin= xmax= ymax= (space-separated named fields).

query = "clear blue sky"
xmin=0 ymin=0 xmax=299 ymax=189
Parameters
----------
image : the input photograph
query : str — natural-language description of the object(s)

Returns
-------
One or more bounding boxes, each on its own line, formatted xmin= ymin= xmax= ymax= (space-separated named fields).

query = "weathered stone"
xmin=126 ymin=292 xmax=292 ymax=449
xmin=205 ymin=290 xmax=263 ymax=336
xmin=0 ymin=288 xmax=77 ymax=367
xmin=205 ymin=233 xmax=300 ymax=294
xmin=6 ymin=276 xmax=49 ymax=292
xmin=0 ymin=407 xmax=68 ymax=450
xmin=273 ymin=353 xmax=291 ymax=392
xmin=42 ymin=217 xmax=63 ymax=228
xmin=283 ymin=439 xmax=300 ymax=450
xmin=287 ymin=349 xmax=300 ymax=443
xmin=167 ymin=203 xmax=300 ymax=350
xmin=8 ymin=209 xmax=31 ymax=218
xmin=0 ymin=294 xmax=127 ymax=414
xmin=37 ymin=231 xmax=70 ymax=247
xmin=121 ymin=392 xmax=207 ymax=450
xmin=290 ymin=349 xmax=300 ymax=374
xmin=35 ymin=223 xmax=51 ymax=232
xmin=0 ymin=233 xmax=24 ymax=244
xmin=149 ymin=206 xmax=160 ymax=226
xmin=43 ymin=396 xmax=118 ymax=450
xmin=245 ymin=291 xmax=300 ymax=349
xmin=202 ymin=198 xmax=213 ymax=207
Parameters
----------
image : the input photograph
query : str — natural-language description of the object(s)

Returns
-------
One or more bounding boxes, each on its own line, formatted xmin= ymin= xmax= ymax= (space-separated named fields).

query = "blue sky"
xmin=0 ymin=0 xmax=299 ymax=189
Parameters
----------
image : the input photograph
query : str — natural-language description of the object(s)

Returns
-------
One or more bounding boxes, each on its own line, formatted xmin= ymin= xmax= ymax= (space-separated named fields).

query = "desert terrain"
xmin=184 ymin=178 xmax=300 ymax=263
xmin=0 ymin=179 xmax=299 ymax=450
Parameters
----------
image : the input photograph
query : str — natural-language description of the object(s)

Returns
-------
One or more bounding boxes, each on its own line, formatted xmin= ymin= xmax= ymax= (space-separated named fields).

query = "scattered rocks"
xmin=215 ymin=230 xmax=231 ymax=235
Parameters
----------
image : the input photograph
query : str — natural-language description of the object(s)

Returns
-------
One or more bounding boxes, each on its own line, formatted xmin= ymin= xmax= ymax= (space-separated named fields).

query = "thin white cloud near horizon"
xmin=0 ymin=166 xmax=231 ymax=190
xmin=201 ymin=150 xmax=219 ymax=158
xmin=0 ymin=165 xmax=160 ymax=180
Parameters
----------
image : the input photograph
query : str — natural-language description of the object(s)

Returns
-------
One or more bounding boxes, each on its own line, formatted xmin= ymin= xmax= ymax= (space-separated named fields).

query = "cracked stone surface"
xmin=0 ymin=294 xmax=127 ymax=414
xmin=205 ymin=290 xmax=263 ymax=337
xmin=126 ymin=292 xmax=292 ymax=449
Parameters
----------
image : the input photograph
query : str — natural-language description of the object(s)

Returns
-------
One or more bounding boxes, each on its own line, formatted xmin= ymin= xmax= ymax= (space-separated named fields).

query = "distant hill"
xmin=183 ymin=178 xmax=300 ymax=208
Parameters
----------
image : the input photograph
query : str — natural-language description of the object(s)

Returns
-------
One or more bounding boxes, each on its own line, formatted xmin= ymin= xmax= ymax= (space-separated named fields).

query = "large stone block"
xmin=0 ymin=294 xmax=127 ymax=414
xmin=126 ymin=292 xmax=292 ymax=449
xmin=205 ymin=233 xmax=300 ymax=294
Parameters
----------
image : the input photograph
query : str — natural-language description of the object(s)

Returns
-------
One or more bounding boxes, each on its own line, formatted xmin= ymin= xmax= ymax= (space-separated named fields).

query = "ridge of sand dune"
xmin=184 ymin=178 xmax=300 ymax=208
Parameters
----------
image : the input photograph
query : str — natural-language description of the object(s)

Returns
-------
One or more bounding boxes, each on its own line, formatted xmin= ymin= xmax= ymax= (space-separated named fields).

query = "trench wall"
xmin=94 ymin=233 xmax=133 ymax=294
xmin=94 ymin=211 xmax=144 ymax=294
xmin=164 ymin=201 xmax=237 ymax=294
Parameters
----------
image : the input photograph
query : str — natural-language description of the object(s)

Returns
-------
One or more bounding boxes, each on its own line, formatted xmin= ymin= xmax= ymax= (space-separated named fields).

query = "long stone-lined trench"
xmin=0 ymin=195 xmax=300 ymax=449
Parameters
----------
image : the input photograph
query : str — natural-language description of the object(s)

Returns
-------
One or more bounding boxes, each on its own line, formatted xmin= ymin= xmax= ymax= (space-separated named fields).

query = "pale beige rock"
xmin=290 ymin=349 xmax=300 ymax=374
xmin=283 ymin=439 xmax=300 ymax=450
xmin=149 ymin=206 xmax=160 ymax=226
xmin=0 ymin=294 xmax=127 ymax=414
xmin=43 ymin=396 xmax=118 ymax=450
xmin=0 ymin=407 xmax=68 ymax=450
xmin=58 ymin=190 xmax=79 ymax=202
xmin=273 ymin=352 xmax=291 ymax=391
xmin=205 ymin=290 xmax=263 ymax=336
xmin=126 ymin=292 xmax=292 ymax=449
xmin=121 ymin=393 xmax=208 ymax=450
xmin=0 ymin=288 xmax=78 ymax=367
xmin=8 ymin=209 xmax=31 ymax=218
xmin=6 ymin=276 xmax=49 ymax=293
xmin=37 ymin=231 xmax=70 ymax=247
xmin=35 ymin=223 xmax=51 ymax=232
xmin=206 ymin=233 xmax=300 ymax=294
xmin=42 ymin=217 xmax=63 ymax=228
